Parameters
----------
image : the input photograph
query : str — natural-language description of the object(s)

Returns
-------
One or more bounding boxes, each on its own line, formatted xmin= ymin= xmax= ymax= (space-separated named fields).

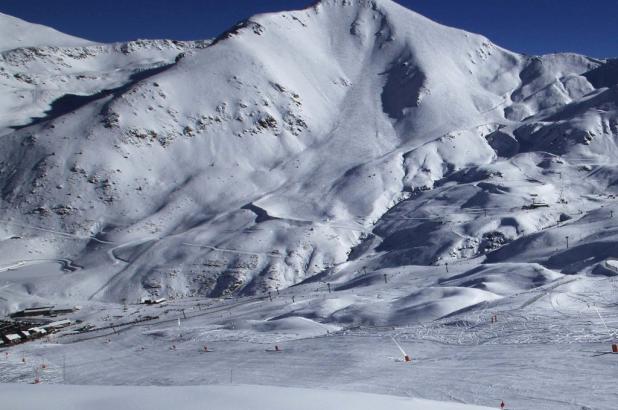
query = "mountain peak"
xmin=314 ymin=0 xmax=395 ymax=7
xmin=312 ymin=0 xmax=417 ymax=16
xmin=0 ymin=2 xmax=615 ymax=321
xmin=0 ymin=12 xmax=95 ymax=52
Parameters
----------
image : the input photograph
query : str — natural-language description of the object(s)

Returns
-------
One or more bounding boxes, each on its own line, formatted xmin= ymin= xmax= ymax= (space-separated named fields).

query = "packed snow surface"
xmin=0 ymin=384 xmax=493 ymax=410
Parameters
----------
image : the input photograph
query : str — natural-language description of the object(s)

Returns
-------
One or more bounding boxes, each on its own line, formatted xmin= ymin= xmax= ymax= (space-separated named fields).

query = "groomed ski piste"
xmin=1 ymin=0 xmax=618 ymax=408
xmin=0 ymin=384 xmax=493 ymax=410
xmin=1 ymin=260 xmax=616 ymax=409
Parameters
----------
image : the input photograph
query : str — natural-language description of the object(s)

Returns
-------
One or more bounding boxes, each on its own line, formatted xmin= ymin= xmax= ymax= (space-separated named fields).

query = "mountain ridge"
xmin=0 ymin=2 xmax=616 ymax=314
xmin=0 ymin=12 xmax=96 ymax=52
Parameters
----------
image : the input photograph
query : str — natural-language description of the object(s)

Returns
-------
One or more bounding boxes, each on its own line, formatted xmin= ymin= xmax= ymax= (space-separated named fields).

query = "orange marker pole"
xmin=391 ymin=337 xmax=411 ymax=363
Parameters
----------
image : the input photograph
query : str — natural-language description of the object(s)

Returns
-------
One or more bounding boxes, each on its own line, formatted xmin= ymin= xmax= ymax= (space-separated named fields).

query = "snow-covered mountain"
xmin=0 ymin=12 xmax=96 ymax=52
xmin=0 ymin=0 xmax=617 ymax=314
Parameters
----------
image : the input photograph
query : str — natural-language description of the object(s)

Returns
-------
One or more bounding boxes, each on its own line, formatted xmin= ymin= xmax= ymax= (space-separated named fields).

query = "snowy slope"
xmin=1 ymin=271 xmax=616 ymax=409
xmin=0 ymin=0 xmax=616 ymax=320
xmin=0 ymin=12 xmax=95 ymax=52
xmin=0 ymin=384 xmax=493 ymax=410
xmin=0 ymin=18 xmax=210 ymax=135
xmin=3 ymin=4 xmax=618 ymax=409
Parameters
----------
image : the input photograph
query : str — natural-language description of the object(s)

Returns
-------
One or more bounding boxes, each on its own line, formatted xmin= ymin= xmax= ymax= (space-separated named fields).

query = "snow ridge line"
xmin=0 ymin=219 xmax=115 ymax=244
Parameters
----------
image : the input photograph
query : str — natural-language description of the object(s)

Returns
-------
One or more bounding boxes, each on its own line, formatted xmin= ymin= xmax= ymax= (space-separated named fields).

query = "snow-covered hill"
xmin=0 ymin=0 xmax=617 ymax=319
xmin=0 ymin=13 xmax=95 ymax=52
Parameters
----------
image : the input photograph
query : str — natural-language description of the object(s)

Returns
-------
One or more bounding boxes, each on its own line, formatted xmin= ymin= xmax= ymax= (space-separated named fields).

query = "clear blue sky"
xmin=1 ymin=0 xmax=616 ymax=58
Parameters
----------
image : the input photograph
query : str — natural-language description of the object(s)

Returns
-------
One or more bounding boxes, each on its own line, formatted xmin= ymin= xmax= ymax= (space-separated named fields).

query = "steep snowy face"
xmin=0 ymin=0 xmax=617 ymax=310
